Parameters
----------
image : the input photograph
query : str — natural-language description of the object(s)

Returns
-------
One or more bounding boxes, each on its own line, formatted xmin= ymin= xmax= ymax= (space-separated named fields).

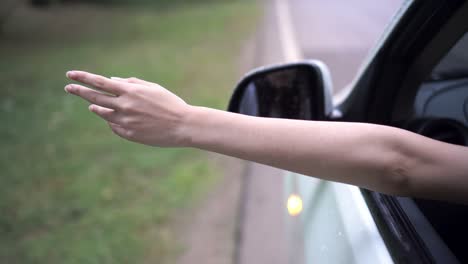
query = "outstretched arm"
xmin=65 ymin=71 xmax=468 ymax=203
xmin=186 ymin=106 xmax=468 ymax=202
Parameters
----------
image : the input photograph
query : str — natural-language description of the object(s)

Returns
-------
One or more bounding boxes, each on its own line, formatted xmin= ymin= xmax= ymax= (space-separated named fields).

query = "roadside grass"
xmin=0 ymin=1 xmax=258 ymax=263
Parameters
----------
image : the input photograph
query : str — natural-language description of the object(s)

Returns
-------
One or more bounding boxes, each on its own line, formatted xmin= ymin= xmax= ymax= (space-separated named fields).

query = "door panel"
xmin=284 ymin=173 xmax=393 ymax=264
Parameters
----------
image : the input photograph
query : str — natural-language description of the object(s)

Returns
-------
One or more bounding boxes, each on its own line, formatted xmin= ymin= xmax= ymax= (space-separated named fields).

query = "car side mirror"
xmin=228 ymin=60 xmax=333 ymax=120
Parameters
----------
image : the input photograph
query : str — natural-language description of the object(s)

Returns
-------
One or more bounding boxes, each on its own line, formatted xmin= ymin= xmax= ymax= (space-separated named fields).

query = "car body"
xmin=228 ymin=0 xmax=468 ymax=263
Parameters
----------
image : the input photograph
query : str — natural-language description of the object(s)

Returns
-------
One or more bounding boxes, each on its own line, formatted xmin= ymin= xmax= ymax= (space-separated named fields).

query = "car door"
xmin=335 ymin=0 xmax=468 ymax=263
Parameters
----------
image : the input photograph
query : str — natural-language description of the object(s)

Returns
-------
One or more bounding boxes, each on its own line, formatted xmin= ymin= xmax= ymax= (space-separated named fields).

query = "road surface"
xmin=237 ymin=0 xmax=403 ymax=263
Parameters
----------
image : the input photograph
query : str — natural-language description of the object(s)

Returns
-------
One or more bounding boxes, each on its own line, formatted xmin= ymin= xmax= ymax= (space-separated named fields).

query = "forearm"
xmin=184 ymin=106 xmax=408 ymax=195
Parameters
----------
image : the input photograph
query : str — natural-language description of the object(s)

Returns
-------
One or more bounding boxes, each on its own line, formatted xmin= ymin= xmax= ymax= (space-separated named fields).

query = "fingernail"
xmin=111 ymin=77 xmax=124 ymax=81
xmin=66 ymin=71 xmax=76 ymax=79
xmin=64 ymin=84 xmax=74 ymax=93
xmin=88 ymin=105 xmax=95 ymax=112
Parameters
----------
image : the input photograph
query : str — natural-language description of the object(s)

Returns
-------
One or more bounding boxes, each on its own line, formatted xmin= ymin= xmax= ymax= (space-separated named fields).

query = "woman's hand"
xmin=64 ymin=70 xmax=192 ymax=147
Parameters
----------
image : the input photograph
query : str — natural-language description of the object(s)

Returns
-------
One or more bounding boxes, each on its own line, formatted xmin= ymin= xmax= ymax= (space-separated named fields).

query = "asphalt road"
xmin=291 ymin=0 xmax=403 ymax=93
xmin=237 ymin=1 xmax=403 ymax=263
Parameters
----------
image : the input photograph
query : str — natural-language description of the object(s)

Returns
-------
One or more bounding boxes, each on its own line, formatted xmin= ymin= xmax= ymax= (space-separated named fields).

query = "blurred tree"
xmin=30 ymin=0 xmax=62 ymax=7
xmin=0 ymin=0 xmax=19 ymax=33
xmin=31 ymin=0 xmax=51 ymax=7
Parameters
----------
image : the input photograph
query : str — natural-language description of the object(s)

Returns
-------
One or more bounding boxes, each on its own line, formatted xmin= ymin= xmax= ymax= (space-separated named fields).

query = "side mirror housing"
xmin=228 ymin=60 xmax=333 ymax=120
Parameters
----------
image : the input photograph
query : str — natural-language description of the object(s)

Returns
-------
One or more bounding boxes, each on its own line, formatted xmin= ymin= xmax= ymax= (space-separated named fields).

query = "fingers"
xmin=65 ymin=84 xmax=118 ymax=109
xmin=89 ymin=104 xmax=121 ymax=124
xmin=92 ymin=107 xmax=131 ymax=139
xmin=111 ymin=76 xmax=158 ymax=87
xmin=108 ymin=122 xmax=130 ymax=139
xmin=66 ymin=70 xmax=126 ymax=95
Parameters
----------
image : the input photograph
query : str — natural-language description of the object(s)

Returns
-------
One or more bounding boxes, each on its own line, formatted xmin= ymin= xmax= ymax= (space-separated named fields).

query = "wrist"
xmin=178 ymin=105 xmax=205 ymax=148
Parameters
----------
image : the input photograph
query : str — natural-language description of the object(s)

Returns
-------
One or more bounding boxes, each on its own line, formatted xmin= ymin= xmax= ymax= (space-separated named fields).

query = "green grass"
xmin=0 ymin=1 xmax=258 ymax=263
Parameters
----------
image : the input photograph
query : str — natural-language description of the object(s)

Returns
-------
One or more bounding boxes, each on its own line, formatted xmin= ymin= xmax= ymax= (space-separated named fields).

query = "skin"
xmin=64 ymin=70 xmax=468 ymax=204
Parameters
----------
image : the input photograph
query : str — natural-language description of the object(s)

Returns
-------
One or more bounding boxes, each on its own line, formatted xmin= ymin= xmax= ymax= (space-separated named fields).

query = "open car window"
xmin=414 ymin=32 xmax=468 ymax=129
xmin=430 ymin=33 xmax=468 ymax=81
xmin=404 ymin=30 xmax=468 ymax=264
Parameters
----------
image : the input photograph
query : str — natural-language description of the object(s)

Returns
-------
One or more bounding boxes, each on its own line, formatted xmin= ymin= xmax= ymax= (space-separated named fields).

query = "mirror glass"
xmin=237 ymin=65 xmax=323 ymax=120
